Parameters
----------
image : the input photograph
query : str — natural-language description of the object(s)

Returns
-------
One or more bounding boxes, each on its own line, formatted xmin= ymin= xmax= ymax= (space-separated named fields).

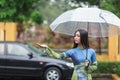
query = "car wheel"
xmin=44 ymin=67 xmax=62 ymax=80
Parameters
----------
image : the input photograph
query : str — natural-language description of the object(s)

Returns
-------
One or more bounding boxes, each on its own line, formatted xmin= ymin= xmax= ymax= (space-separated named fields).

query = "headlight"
xmin=66 ymin=62 xmax=74 ymax=68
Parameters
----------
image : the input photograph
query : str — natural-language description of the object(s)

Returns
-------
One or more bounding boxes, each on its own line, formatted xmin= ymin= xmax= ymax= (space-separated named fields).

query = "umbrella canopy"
xmin=50 ymin=7 xmax=120 ymax=37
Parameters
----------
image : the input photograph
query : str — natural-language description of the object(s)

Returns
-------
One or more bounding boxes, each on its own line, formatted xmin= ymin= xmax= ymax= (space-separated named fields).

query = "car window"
xmin=26 ymin=44 xmax=44 ymax=55
xmin=0 ymin=43 xmax=4 ymax=55
xmin=7 ymin=43 xmax=29 ymax=56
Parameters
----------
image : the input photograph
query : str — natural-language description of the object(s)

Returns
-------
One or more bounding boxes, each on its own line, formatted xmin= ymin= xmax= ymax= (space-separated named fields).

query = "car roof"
xmin=0 ymin=41 xmax=23 ymax=43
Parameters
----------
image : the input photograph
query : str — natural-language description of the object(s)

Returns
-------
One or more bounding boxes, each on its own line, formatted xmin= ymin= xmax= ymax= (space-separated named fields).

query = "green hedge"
xmin=93 ymin=62 xmax=120 ymax=76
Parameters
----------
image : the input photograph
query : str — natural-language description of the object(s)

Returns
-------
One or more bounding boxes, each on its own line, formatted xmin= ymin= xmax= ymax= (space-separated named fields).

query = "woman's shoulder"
xmin=88 ymin=48 xmax=96 ymax=53
xmin=66 ymin=47 xmax=78 ymax=52
xmin=67 ymin=48 xmax=76 ymax=51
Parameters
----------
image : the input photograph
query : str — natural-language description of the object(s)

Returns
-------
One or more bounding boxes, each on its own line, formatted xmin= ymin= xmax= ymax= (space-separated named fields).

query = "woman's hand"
xmin=84 ymin=60 xmax=89 ymax=67
xmin=84 ymin=60 xmax=89 ymax=70
xmin=35 ymin=43 xmax=48 ymax=48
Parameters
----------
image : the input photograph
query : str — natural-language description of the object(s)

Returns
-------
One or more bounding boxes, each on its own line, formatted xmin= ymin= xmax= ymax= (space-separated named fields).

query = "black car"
xmin=0 ymin=41 xmax=73 ymax=80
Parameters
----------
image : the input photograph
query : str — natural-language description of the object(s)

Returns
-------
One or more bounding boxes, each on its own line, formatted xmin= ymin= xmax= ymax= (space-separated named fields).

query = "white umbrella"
xmin=50 ymin=7 xmax=120 ymax=37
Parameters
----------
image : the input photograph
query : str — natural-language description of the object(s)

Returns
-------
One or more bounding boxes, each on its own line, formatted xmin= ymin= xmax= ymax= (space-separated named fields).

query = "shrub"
xmin=94 ymin=62 xmax=120 ymax=76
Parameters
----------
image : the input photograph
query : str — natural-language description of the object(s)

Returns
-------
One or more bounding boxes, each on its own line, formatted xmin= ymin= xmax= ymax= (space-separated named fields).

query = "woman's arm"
xmin=87 ymin=61 xmax=97 ymax=73
xmin=35 ymin=43 xmax=71 ymax=59
xmin=87 ymin=50 xmax=97 ymax=73
xmin=44 ymin=47 xmax=61 ymax=58
xmin=35 ymin=43 xmax=61 ymax=58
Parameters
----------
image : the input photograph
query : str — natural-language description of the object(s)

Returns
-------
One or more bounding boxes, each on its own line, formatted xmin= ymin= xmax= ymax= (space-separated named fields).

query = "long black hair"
xmin=73 ymin=29 xmax=89 ymax=49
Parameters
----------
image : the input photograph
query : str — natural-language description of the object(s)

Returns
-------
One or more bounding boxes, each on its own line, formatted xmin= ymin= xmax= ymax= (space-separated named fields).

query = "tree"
xmin=0 ymin=0 xmax=43 ymax=38
xmin=100 ymin=0 xmax=120 ymax=17
xmin=69 ymin=0 xmax=120 ymax=18
xmin=31 ymin=11 xmax=43 ymax=25
xmin=70 ymin=0 xmax=97 ymax=7
xmin=36 ymin=0 xmax=73 ymax=25
xmin=0 ymin=0 xmax=43 ymax=23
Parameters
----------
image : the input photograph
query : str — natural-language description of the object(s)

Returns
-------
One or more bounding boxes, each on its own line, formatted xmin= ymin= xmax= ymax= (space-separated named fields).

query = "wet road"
xmin=0 ymin=78 xmax=113 ymax=80
xmin=93 ymin=77 xmax=113 ymax=80
xmin=0 ymin=78 xmax=38 ymax=80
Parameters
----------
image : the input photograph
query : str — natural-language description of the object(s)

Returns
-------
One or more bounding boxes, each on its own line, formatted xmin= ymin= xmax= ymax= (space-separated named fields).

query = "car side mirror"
xmin=28 ymin=53 xmax=33 ymax=59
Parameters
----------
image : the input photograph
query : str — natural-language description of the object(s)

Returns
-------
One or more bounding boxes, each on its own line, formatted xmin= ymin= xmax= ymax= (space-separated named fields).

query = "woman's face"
xmin=74 ymin=31 xmax=80 ymax=44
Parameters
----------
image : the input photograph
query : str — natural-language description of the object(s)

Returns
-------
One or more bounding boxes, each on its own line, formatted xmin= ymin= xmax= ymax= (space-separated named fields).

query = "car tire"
xmin=43 ymin=67 xmax=62 ymax=80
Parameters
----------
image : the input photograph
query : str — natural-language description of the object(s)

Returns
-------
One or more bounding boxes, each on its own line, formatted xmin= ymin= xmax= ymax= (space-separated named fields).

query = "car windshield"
xmin=24 ymin=44 xmax=72 ymax=62
xmin=24 ymin=43 xmax=46 ymax=56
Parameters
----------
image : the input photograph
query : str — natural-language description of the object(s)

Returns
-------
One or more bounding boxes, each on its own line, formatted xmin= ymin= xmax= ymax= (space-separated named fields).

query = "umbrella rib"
xmin=99 ymin=11 xmax=109 ymax=37
xmin=99 ymin=11 xmax=109 ymax=27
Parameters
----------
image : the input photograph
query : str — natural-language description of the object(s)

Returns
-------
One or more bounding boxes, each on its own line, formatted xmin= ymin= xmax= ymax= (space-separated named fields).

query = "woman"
xmin=36 ymin=29 xmax=97 ymax=80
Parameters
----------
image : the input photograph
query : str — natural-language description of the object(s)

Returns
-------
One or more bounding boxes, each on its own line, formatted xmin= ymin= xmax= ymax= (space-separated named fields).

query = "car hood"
xmin=35 ymin=56 xmax=72 ymax=64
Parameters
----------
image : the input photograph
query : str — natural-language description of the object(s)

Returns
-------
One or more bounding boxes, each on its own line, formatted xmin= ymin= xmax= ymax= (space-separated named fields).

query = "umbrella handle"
xmin=85 ymin=49 xmax=89 ymax=71
xmin=86 ymin=48 xmax=88 ymax=60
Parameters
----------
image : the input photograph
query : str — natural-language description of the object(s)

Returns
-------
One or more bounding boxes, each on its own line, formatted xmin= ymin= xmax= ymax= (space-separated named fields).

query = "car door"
xmin=5 ymin=42 xmax=42 ymax=77
xmin=0 ymin=42 xmax=7 ymax=75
